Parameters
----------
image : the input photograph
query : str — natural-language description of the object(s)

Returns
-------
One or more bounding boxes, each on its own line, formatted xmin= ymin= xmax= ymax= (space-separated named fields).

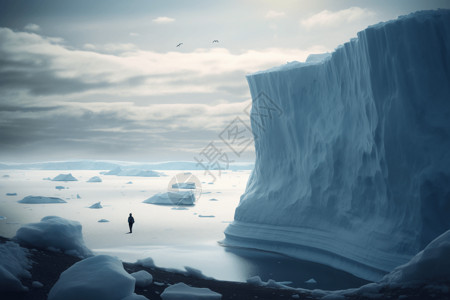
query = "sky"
xmin=1 ymin=0 xmax=449 ymax=163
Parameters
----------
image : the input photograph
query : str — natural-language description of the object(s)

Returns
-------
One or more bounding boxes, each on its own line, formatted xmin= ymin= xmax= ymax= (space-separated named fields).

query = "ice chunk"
xmin=87 ymin=176 xmax=102 ymax=183
xmin=136 ymin=257 xmax=156 ymax=268
xmin=0 ymin=241 xmax=31 ymax=292
xmin=171 ymin=182 xmax=196 ymax=189
xmin=52 ymin=173 xmax=78 ymax=181
xmin=89 ymin=202 xmax=103 ymax=209
xmin=55 ymin=186 xmax=65 ymax=190
xmin=224 ymin=9 xmax=450 ymax=281
xmin=76 ymin=194 xmax=81 ymax=199
xmin=98 ymin=219 xmax=110 ymax=223
xmin=382 ymin=229 xmax=450 ymax=283
xmin=18 ymin=195 xmax=66 ymax=204
xmin=48 ymin=255 xmax=135 ymax=300
xmin=14 ymin=216 xmax=92 ymax=257
xmin=160 ymin=282 xmax=221 ymax=300
xmin=131 ymin=270 xmax=153 ymax=287
xmin=305 ymin=278 xmax=317 ymax=284
xmin=198 ymin=215 xmax=215 ymax=218
xmin=143 ymin=191 xmax=195 ymax=206
xmin=6 ymin=192 xmax=17 ymax=196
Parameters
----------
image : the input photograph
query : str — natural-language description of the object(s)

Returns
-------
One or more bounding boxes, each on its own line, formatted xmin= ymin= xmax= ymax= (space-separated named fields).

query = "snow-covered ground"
xmin=0 ymin=169 xmax=367 ymax=289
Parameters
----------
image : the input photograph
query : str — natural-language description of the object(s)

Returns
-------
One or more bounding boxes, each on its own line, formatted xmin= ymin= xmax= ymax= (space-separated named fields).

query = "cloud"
xmin=24 ymin=23 xmax=40 ymax=32
xmin=0 ymin=27 xmax=328 ymax=98
xmin=265 ymin=10 xmax=285 ymax=19
xmin=300 ymin=7 xmax=375 ymax=29
xmin=152 ymin=16 xmax=175 ymax=24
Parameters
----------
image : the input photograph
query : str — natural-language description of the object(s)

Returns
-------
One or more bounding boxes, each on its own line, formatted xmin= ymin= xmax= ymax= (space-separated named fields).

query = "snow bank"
xmin=14 ymin=216 xmax=92 ymax=257
xmin=48 ymin=255 xmax=135 ymax=300
xmin=224 ymin=10 xmax=450 ymax=281
xmin=0 ymin=241 xmax=31 ymax=292
xmin=131 ymin=270 xmax=153 ymax=287
xmin=143 ymin=191 xmax=195 ymax=206
xmin=160 ymin=282 xmax=221 ymax=300
xmin=52 ymin=173 xmax=78 ymax=181
xmin=87 ymin=176 xmax=102 ymax=182
xmin=89 ymin=202 xmax=103 ymax=209
xmin=18 ymin=195 xmax=66 ymax=204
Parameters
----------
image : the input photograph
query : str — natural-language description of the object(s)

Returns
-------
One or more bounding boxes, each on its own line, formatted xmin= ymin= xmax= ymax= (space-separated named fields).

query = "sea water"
xmin=0 ymin=169 xmax=368 ymax=289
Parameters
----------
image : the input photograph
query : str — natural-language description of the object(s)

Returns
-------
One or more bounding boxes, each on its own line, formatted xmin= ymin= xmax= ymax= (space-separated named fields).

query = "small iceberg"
xmin=55 ymin=186 xmax=65 ymax=190
xmin=76 ymin=194 xmax=81 ymax=199
xmin=18 ymin=196 xmax=67 ymax=204
xmin=52 ymin=173 xmax=78 ymax=181
xmin=198 ymin=215 xmax=215 ymax=218
xmin=87 ymin=176 xmax=102 ymax=183
xmin=89 ymin=202 xmax=103 ymax=209
xmin=171 ymin=182 xmax=196 ymax=189
xmin=98 ymin=219 xmax=110 ymax=223
xmin=143 ymin=191 xmax=195 ymax=206
xmin=6 ymin=193 xmax=17 ymax=196
xmin=305 ymin=278 xmax=317 ymax=284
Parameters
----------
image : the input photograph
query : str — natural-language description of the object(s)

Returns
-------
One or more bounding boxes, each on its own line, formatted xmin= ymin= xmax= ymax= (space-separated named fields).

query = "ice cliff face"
xmin=224 ymin=10 xmax=450 ymax=281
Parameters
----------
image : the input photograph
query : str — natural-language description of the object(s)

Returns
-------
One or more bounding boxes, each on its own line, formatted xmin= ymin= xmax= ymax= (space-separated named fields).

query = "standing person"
xmin=128 ymin=213 xmax=135 ymax=233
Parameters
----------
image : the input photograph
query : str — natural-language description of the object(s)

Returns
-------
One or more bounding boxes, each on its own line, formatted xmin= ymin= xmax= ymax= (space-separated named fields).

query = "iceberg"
xmin=89 ymin=202 xmax=103 ymax=209
xmin=14 ymin=216 xmax=92 ymax=257
xmin=52 ymin=173 xmax=78 ymax=181
xmin=143 ymin=191 xmax=196 ymax=206
xmin=224 ymin=10 xmax=450 ymax=281
xmin=18 ymin=196 xmax=66 ymax=204
xmin=87 ymin=176 xmax=102 ymax=182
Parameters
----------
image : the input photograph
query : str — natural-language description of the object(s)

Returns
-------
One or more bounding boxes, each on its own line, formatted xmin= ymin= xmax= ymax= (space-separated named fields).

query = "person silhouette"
xmin=128 ymin=213 xmax=135 ymax=233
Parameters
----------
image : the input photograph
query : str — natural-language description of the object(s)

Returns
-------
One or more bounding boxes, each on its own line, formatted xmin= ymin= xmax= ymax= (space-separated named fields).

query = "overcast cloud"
xmin=0 ymin=0 xmax=449 ymax=163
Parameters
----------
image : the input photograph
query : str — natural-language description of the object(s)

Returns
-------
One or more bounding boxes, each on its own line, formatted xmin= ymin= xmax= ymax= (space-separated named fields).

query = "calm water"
xmin=0 ymin=169 xmax=369 ymax=290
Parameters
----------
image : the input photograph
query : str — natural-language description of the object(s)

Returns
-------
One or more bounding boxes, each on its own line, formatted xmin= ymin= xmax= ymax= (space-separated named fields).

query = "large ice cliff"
xmin=224 ymin=10 xmax=450 ymax=281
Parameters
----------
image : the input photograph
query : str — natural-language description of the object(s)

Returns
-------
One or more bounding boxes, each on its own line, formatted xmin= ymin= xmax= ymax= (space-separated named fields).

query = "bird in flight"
xmin=212 ymin=40 xmax=219 ymax=43
xmin=176 ymin=43 xmax=183 ymax=47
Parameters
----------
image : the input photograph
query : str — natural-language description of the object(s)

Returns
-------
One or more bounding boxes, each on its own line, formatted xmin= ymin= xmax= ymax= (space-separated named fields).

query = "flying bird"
xmin=212 ymin=40 xmax=219 ymax=43
xmin=176 ymin=43 xmax=183 ymax=47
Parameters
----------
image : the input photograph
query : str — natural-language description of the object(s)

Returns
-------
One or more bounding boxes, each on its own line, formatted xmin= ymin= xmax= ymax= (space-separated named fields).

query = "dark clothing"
xmin=128 ymin=216 xmax=134 ymax=233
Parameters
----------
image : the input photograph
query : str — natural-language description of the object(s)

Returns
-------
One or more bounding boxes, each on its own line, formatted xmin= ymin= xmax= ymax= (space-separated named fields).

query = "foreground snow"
xmin=14 ymin=216 xmax=92 ymax=257
xmin=225 ymin=9 xmax=450 ymax=281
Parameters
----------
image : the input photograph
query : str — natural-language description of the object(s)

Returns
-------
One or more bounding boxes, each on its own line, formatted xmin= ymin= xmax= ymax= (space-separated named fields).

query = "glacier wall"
xmin=224 ymin=10 xmax=450 ymax=281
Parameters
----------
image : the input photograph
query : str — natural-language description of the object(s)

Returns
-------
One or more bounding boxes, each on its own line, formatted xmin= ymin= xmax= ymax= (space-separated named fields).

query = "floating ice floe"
xmin=171 ymin=182 xmax=196 ymax=189
xmin=55 ymin=186 xmax=65 ymax=190
xmin=52 ymin=173 xmax=77 ymax=181
xmin=76 ymin=194 xmax=81 ymax=199
xmin=18 ymin=196 xmax=66 ymax=204
xmin=198 ymin=215 xmax=215 ymax=218
xmin=87 ymin=176 xmax=102 ymax=183
xmin=98 ymin=219 xmax=110 ymax=223
xmin=160 ymin=282 xmax=221 ymax=300
xmin=246 ymin=276 xmax=293 ymax=289
xmin=6 ymin=193 xmax=17 ymax=196
xmin=14 ymin=216 xmax=92 ymax=257
xmin=48 ymin=255 xmax=134 ymax=300
xmin=89 ymin=202 xmax=103 ymax=209
xmin=143 ymin=191 xmax=195 ymax=206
